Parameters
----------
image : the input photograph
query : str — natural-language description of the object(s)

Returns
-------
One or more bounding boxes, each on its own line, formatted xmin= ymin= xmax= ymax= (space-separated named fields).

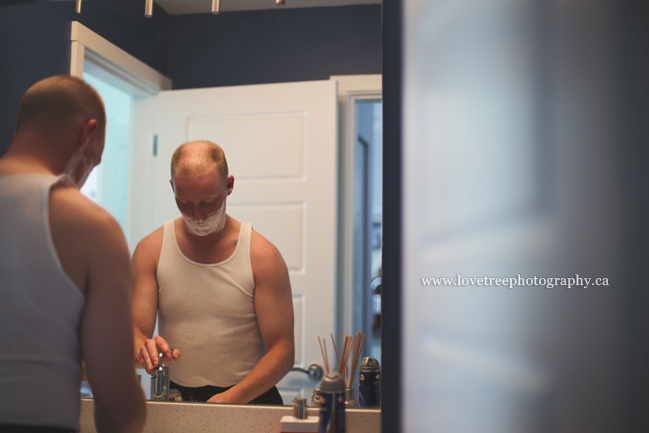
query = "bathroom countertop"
xmin=79 ymin=399 xmax=381 ymax=433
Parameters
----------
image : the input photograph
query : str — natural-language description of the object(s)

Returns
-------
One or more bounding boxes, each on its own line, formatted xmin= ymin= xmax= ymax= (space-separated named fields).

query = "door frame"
xmin=330 ymin=75 xmax=382 ymax=352
xmin=70 ymin=21 xmax=171 ymax=94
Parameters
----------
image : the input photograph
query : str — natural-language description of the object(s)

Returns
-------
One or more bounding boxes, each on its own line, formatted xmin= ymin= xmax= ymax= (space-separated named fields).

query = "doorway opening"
xmin=352 ymin=99 xmax=383 ymax=364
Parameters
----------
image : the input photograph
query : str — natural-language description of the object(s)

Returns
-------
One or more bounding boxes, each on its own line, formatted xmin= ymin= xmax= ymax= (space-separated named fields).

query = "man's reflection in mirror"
xmin=131 ymin=141 xmax=294 ymax=404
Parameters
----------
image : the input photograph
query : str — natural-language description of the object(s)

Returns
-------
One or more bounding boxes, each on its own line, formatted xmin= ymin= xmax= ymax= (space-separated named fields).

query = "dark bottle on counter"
xmin=318 ymin=373 xmax=346 ymax=433
xmin=358 ymin=357 xmax=380 ymax=408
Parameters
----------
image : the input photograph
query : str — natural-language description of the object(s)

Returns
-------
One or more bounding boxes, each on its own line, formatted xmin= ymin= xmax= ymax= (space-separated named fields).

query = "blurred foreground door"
xmin=400 ymin=0 xmax=627 ymax=431
xmin=155 ymin=81 xmax=337 ymax=403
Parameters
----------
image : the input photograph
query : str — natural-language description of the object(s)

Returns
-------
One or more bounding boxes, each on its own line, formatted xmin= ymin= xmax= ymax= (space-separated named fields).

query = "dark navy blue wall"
xmin=0 ymin=3 xmax=71 ymax=152
xmin=78 ymin=0 xmax=169 ymax=74
xmin=167 ymin=5 xmax=382 ymax=89
xmin=0 ymin=0 xmax=168 ymax=153
xmin=1 ymin=3 xmax=382 ymax=152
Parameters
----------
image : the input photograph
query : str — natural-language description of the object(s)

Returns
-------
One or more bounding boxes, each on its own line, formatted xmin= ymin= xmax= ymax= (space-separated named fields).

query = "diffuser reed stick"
xmin=318 ymin=336 xmax=330 ymax=374
xmin=347 ymin=332 xmax=366 ymax=389
xmin=326 ymin=331 xmax=367 ymax=388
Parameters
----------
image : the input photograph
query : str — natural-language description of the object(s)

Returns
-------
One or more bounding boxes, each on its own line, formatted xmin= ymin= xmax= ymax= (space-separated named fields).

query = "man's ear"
xmin=78 ymin=119 xmax=99 ymax=149
xmin=226 ymin=175 xmax=234 ymax=195
xmin=169 ymin=178 xmax=175 ymax=193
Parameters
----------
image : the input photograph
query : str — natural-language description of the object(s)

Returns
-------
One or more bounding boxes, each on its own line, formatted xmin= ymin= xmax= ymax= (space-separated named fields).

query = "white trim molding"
xmin=330 ymin=74 xmax=382 ymax=95
xmin=329 ymin=74 xmax=382 ymax=348
xmin=70 ymin=21 xmax=171 ymax=96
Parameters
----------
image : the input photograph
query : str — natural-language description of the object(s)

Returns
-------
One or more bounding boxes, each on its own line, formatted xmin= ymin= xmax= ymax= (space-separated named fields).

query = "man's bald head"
xmin=171 ymin=141 xmax=229 ymax=183
xmin=15 ymin=75 xmax=106 ymax=135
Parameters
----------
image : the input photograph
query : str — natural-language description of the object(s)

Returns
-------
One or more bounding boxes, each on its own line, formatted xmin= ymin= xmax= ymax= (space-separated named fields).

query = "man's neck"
xmin=0 ymin=150 xmax=57 ymax=177
xmin=0 ymin=133 xmax=70 ymax=176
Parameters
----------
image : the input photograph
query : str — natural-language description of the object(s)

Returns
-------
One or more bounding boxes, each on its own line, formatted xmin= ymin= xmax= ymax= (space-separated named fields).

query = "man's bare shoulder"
xmin=250 ymin=230 xmax=286 ymax=267
xmin=49 ymin=183 xmax=122 ymax=239
xmin=49 ymin=183 xmax=128 ymax=293
xmin=132 ymin=225 xmax=165 ymax=262
xmin=250 ymin=229 xmax=291 ymax=299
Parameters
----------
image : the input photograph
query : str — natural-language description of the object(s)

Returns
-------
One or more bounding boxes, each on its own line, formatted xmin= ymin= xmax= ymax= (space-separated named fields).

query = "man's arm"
xmin=131 ymin=229 xmax=180 ymax=373
xmin=50 ymin=187 xmax=146 ymax=433
xmin=208 ymin=231 xmax=295 ymax=404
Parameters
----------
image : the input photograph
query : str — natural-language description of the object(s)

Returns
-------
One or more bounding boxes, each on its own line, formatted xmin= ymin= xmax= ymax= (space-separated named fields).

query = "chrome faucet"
xmin=150 ymin=352 xmax=170 ymax=401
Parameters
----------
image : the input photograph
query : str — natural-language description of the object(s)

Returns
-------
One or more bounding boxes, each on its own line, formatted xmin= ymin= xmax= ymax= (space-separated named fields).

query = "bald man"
xmin=132 ymin=141 xmax=294 ymax=405
xmin=0 ymin=76 xmax=146 ymax=432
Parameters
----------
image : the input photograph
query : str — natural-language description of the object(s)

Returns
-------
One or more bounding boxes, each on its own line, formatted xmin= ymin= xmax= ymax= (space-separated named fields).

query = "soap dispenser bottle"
xmin=280 ymin=398 xmax=319 ymax=433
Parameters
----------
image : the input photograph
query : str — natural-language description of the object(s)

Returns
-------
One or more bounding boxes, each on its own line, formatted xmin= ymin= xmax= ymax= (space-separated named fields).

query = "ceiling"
xmin=154 ymin=0 xmax=380 ymax=15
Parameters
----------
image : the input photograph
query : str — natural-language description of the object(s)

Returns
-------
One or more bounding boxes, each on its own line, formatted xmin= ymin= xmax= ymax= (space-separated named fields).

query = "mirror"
xmin=0 ymin=0 xmax=383 ymax=408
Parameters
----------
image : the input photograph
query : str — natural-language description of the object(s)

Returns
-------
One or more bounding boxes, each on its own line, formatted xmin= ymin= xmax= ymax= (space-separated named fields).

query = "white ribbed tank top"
xmin=0 ymin=174 xmax=84 ymax=430
xmin=157 ymin=221 xmax=266 ymax=387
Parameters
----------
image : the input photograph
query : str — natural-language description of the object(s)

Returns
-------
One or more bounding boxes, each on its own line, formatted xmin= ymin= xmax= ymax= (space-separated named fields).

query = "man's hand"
xmin=136 ymin=335 xmax=181 ymax=374
xmin=131 ymin=228 xmax=181 ymax=374
xmin=207 ymin=390 xmax=239 ymax=404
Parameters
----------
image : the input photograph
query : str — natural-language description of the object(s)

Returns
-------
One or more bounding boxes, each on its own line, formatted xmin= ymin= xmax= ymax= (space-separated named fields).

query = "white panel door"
xmin=156 ymin=81 xmax=337 ymax=403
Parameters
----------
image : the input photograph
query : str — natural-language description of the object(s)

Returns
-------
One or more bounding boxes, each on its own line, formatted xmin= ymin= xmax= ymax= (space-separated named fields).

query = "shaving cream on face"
xmin=63 ymin=140 xmax=95 ymax=188
xmin=182 ymin=199 xmax=227 ymax=236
